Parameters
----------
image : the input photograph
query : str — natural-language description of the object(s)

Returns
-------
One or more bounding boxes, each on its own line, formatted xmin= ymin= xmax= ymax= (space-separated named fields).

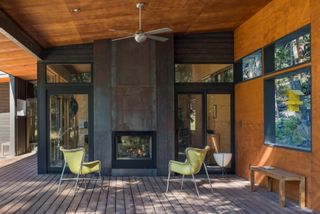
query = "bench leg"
xmin=267 ymin=176 xmax=273 ymax=192
xmin=279 ymin=180 xmax=286 ymax=207
xmin=250 ymin=169 xmax=255 ymax=192
xmin=299 ymin=177 xmax=306 ymax=208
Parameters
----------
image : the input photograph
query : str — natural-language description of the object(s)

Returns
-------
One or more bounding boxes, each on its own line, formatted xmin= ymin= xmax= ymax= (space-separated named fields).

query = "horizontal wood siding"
xmin=42 ymin=43 xmax=93 ymax=62
xmin=0 ymin=113 xmax=10 ymax=144
xmin=174 ymin=32 xmax=234 ymax=64
xmin=0 ymin=83 xmax=9 ymax=113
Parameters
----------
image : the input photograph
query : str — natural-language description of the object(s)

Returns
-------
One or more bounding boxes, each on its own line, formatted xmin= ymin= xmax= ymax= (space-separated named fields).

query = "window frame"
xmin=264 ymin=24 xmax=311 ymax=74
xmin=234 ymin=49 xmax=263 ymax=83
xmin=264 ymin=66 xmax=312 ymax=152
xmin=45 ymin=63 xmax=94 ymax=85
xmin=174 ymin=63 xmax=234 ymax=83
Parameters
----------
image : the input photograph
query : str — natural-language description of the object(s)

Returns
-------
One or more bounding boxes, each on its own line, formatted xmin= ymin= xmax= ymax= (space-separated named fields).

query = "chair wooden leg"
xmin=279 ymin=180 xmax=286 ymax=207
xmin=166 ymin=166 xmax=171 ymax=193
xmin=203 ymin=163 xmax=213 ymax=194
xmin=191 ymin=173 xmax=200 ymax=197
xmin=57 ymin=161 xmax=67 ymax=193
xmin=181 ymin=175 xmax=185 ymax=190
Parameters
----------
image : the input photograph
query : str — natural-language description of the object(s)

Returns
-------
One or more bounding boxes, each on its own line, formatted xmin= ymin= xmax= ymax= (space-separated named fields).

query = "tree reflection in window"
xmin=274 ymin=70 xmax=311 ymax=151
xmin=275 ymin=34 xmax=311 ymax=71
xmin=242 ymin=50 xmax=262 ymax=81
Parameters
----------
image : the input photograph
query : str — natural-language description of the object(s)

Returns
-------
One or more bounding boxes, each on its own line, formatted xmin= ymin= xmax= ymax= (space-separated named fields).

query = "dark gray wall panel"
xmin=93 ymin=40 xmax=112 ymax=175
xmin=156 ymin=36 xmax=175 ymax=175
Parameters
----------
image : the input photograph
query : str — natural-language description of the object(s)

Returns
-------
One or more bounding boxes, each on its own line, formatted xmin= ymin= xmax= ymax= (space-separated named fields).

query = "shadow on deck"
xmin=0 ymin=154 xmax=316 ymax=214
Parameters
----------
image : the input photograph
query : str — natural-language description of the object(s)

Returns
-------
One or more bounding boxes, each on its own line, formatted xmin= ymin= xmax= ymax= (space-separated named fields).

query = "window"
xmin=46 ymin=64 xmax=92 ymax=83
xmin=264 ymin=25 xmax=311 ymax=74
xmin=234 ymin=49 xmax=262 ymax=82
xmin=264 ymin=67 xmax=311 ymax=151
xmin=175 ymin=64 xmax=233 ymax=83
xmin=275 ymin=33 xmax=310 ymax=70
xmin=242 ymin=50 xmax=262 ymax=80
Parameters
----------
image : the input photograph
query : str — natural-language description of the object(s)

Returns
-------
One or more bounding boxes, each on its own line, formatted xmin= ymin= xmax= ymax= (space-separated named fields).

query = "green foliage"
xmin=275 ymin=33 xmax=311 ymax=70
xmin=274 ymin=70 xmax=311 ymax=150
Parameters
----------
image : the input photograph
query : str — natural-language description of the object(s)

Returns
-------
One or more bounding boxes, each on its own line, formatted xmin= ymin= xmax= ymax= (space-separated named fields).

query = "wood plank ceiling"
xmin=0 ymin=33 xmax=37 ymax=81
xmin=0 ymin=0 xmax=272 ymax=80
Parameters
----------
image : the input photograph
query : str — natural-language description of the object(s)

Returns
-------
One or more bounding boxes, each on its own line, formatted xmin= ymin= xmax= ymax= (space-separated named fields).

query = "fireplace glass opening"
xmin=116 ymin=135 xmax=152 ymax=160
xmin=113 ymin=131 xmax=156 ymax=168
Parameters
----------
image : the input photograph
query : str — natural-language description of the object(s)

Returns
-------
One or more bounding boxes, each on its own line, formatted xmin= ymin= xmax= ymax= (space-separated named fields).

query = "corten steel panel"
xmin=112 ymin=40 xmax=155 ymax=86
xmin=112 ymin=86 xmax=156 ymax=130
xmin=112 ymin=39 xmax=156 ymax=131
xmin=234 ymin=0 xmax=320 ymax=211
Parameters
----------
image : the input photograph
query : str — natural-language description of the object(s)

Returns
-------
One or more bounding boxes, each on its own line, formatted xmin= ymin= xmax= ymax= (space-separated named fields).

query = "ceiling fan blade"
xmin=145 ymin=28 xmax=173 ymax=35
xmin=146 ymin=35 xmax=168 ymax=42
xmin=109 ymin=29 xmax=134 ymax=34
xmin=112 ymin=35 xmax=134 ymax=41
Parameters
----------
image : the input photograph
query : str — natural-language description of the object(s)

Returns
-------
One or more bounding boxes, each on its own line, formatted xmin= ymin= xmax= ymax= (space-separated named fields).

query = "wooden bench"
xmin=250 ymin=166 xmax=305 ymax=208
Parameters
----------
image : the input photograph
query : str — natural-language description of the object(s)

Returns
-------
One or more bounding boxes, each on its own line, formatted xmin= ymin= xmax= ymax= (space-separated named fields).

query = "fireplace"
xmin=112 ymin=131 xmax=156 ymax=168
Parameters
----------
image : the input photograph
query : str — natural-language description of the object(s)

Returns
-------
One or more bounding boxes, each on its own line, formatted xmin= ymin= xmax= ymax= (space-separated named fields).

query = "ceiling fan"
xmin=111 ymin=3 xmax=173 ymax=43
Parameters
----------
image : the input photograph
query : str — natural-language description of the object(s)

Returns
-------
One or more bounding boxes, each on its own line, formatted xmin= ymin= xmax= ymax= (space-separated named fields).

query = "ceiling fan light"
xmin=135 ymin=33 xmax=147 ymax=43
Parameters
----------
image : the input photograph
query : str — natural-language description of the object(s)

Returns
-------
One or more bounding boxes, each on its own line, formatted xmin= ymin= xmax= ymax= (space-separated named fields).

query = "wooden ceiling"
xmin=0 ymin=0 xmax=271 ymax=48
xmin=0 ymin=0 xmax=272 ymax=81
xmin=0 ymin=33 xmax=37 ymax=81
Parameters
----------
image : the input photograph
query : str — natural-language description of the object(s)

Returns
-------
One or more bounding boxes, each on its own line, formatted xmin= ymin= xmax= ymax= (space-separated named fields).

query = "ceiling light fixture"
xmin=72 ymin=8 xmax=81 ymax=13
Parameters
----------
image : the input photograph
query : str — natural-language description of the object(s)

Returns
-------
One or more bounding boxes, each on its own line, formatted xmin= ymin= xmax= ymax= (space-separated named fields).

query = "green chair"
xmin=57 ymin=147 xmax=103 ymax=193
xmin=166 ymin=146 xmax=213 ymax=196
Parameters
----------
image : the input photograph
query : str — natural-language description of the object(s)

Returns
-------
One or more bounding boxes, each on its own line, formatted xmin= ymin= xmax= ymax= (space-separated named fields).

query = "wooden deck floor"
xmin=0 ymin=154 xmax=316 ymax=214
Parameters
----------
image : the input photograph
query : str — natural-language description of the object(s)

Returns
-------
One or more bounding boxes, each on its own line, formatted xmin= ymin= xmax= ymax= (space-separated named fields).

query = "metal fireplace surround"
xmin=112 ymin=131 xmax=156 ymax=169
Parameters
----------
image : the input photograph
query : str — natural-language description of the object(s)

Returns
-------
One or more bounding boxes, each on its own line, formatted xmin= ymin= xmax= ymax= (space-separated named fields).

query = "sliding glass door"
xmin=48 ymin=90 xmax=92 ymax=169
xmin=176 ymin=94 xmax=203 ymax=161
xmin=175 ymin=91 xmax=234 ymax=171
xmin=206 ymin=94 xmax=232 ymax=167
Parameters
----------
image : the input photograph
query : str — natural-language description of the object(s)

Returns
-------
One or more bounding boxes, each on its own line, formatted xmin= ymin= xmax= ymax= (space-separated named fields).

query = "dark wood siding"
xmin=174 ymin=32 xmax=234 ymax=64
xmin=0 ymin=83 xmax=9 ymax=113
xmin=15 ymin=78 xmax=34 ymax=155
xmin=42 ymin=44 xmax=93 ymax=62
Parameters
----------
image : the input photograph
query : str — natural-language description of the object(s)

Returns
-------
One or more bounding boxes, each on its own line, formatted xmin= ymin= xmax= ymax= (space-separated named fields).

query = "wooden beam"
xmin=0 ymin=9 xmax=43 ymax=59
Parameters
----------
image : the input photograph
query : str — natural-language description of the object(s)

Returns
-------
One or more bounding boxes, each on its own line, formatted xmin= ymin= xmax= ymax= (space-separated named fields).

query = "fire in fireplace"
xmin=112 ymin=131 xmax=156 ymax=168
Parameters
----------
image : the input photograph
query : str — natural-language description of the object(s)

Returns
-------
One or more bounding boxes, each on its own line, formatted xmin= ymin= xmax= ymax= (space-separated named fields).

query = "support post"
xmin=9 ymin=75 xmax=15 ymax=156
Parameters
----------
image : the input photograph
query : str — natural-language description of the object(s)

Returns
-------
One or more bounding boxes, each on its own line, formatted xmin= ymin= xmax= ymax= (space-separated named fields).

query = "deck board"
xmin=0 ymin=154 xmax=316 ymax=214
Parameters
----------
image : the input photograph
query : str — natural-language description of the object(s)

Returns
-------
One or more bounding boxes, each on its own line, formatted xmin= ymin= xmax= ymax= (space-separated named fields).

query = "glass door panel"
xmin=206 ymin=94 xmax=231 ymax=167
xmin=27 ymin=98 xmax=37 ymax=152
xmin=176 ymin=94 xmax=203 ymax=161
xmin=49 ymin=94 xmax=89 ymax=167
